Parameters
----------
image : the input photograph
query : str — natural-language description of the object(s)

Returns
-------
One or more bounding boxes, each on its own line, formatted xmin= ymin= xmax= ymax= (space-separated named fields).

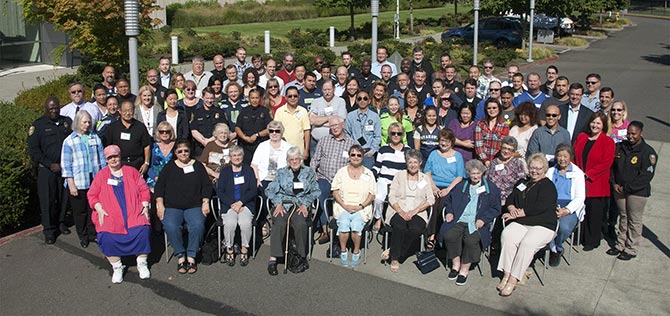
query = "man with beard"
xmin=99 ymin=65 xmax=116 ymax=96
xmin=28 ymin=97 xmax=73 ymax=244
xmin=540 ymin=76 xmax=570 ymax=124
xmin=356 ymin=60 xmax=379 ymax=92
xmin=298 ymin=72 xmax=322 ymax=110
xmin=389 ymin=72 xmax=410 ymax=107
xmin=146 ymin=69 xmax=168 ymax=106
xmin=409 ymin=46 xmax=434 ymax=80
xmin=540 ymin=65 xmax=558 ymax=96
xmin=276 ymin=52 xmax=296 ymax=84
xmin=234 ymin=47 xmax=253 ymax=81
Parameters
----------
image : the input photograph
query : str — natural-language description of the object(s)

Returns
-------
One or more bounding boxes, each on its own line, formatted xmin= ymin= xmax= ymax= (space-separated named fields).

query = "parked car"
xmin=534 ymin=14 xmax=575 ymax=35
xmin=441 ymin=17 xmax=523 ymax=48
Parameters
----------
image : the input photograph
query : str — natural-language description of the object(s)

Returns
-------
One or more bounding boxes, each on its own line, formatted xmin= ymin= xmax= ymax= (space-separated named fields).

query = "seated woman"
xmin=215 ymin=145 xmax=259 ymax=267
xmin=331 ymin=144 xmax=376 ymax=268
xmin=373 ymin=122 xmax=410 ymax=230
xmin=385 ymin=149 xmax=435 ymax=272
xmin=440 ymin=159 xmax=501 ymax=286
xmin=199 ymin=123 xmax=232 ymax=184
xmin=265 ymin=147 xmax=321 ymax=276
xmin=546 ymin=143 xmax=585 ymax=267
xmin=485 ymin=136 xmax=528 ymax=204
xmin=497 ymin=153 xmax=557 ymax=296
xmin=155 ymin=139 xmax=212 ymax=274
xmin=88 ymin=145 xmax=152 ymax=284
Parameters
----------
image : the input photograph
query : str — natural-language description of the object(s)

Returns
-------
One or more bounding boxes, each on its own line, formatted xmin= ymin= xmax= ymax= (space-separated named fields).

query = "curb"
xmin=625 ymin=13 xmax=670 ymax=20
xmin=0 ymin=225 xmax=42 ymax=247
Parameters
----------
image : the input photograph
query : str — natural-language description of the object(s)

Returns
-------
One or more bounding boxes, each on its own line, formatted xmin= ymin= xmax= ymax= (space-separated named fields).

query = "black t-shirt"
xmin=154 ymin=160 xmax=212 ymax=209
xmin=104 ymin=119 xmax=151 ymax=160
xmin=505 ymin=177 xmax=558 ymax=231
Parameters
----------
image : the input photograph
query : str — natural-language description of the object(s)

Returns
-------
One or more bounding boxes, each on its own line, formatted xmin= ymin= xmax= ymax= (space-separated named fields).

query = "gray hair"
xmin=212 ymin=123 xmax=230 ymax=138
xmin=286 ymin=146 xmax=304 ymax=162
xmin=501 ymin=136 xmax=518 ymax=151
xmin=72 ymin=110 xmax=92 ymax=132
xmin=192 ymin=55 xmax=204 ymax=63
xmin=267 ymin=120 xmax=285 ymax=134
xmin=229 ymin=144 xmax=244 ymax=157
xmin=554 ymin=143 xmax=574 ymax=159
xmin=465 ymin=159 xmax=486 ymax=174
xmin=527 ymin=153 xmax=549 ymax=172
xmin=404 ymin=149 xmax=422 ymax=164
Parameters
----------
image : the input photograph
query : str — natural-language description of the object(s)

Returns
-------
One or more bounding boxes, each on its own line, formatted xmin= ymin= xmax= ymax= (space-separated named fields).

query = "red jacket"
xmin=573 ymin=132 xmax=615 ymax=198
xmin=87 ymin=166 xmax=151 ymax=234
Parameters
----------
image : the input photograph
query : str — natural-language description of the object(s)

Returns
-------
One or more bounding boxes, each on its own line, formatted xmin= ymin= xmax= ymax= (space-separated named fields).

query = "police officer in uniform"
xmin=190 ymin=87 xmax=229 ymax=158
xmin=28 ymin=96 xmax=72 ymax=244
xmin=606 ymin=121 xmax=657 ymax=261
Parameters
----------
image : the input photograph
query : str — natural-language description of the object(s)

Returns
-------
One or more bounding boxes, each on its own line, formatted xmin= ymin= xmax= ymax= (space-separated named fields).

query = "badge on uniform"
xmin=650 ymin=154 xmax=657 ymax=166
xmin=28 ymin=126 xmax=35 ymax=136
xmin=215 ymin=113 xmax=220 ymax=120
xmin=630 ymin=156 xmax=638 ymax=165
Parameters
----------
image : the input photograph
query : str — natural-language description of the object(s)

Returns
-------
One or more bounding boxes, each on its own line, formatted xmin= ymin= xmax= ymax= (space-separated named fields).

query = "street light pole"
xmin=473 ymin=0 xmax=479 ymax=65
xmin=371 ymin=0 xmax=379 ymax=59
xmin=528 ymin=0 xmax=535 ymax=62
xmin=394 ymin=0 xmax=400 ymax=39
xmin=124 ymin=0 xmax=140 ymax=95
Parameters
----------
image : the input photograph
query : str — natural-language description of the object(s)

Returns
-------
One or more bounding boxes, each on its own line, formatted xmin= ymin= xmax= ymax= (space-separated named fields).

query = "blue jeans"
xmin=550 ymin=212 xmax=579 ymax=253
xmin=316 ymin=178 xmax=332 ymax=227
xmin=162 ymin=207 xmax=206 ymax=258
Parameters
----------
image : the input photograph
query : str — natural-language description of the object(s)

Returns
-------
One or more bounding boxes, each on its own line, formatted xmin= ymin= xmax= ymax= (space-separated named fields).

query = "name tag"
xmin=535 ymin=103 xmax=542 ymax=109
xmin=223 ymin=148 xmax=230 ymax=156
xmin=120 ymin=132 xmax=131 ymax=140
xmin=342 ymin=150 xmax=349 ymax=158
xmin=364 ymin=125 xmax=374 ymax=132
xmin=516 ymin=183 xmax=527 ymax=191
xmin=234 ymin=176 xmax=245 ymax=185
xmin=417 ymin=180 xmax=427 ymax=189
xmin=305 ymin=98 xmax=314 ymax=104
xmin=361 ymin=173 xmax=370 ymax=182
xmin=566 ymin=172 xmax=576 ymax=179
xmin=88 ymin=138 xmax=97 ymax=146
xmin=293 ymin=182 xmax=304 ymax=189
xmin=107 ymin=179 xmax=119 ymax=186
xmin=476 ymin=186 xmax=486 ymax=194
xmin=324 ymin=106 xmax=333 ymax=115
xmin=446 ymin=156 xmax=457 ymax=163
xmin=617 ymin=129 xmax=627 ymax=137
xmin=545 ymin=154 xmax=555 ymax=161
xmin=295 ymin=111 xmax=303 ymax=120
xmin=183 ymin=165 xmax=194 ymax=174
xmin=495 ymin=163 xmax=504 ymax=171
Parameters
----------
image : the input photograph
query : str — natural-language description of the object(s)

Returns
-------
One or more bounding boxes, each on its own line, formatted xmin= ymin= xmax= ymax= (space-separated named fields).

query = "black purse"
xmin=414 ymin=250 xmax=440 ymax=274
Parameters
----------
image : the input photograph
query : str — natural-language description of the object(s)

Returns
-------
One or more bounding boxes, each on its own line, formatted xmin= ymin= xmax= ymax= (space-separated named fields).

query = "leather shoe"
xmin=617 ymin=252 xmax=636 ymax=261
xmin=80 ymin=239 xmax=89 ymax=248
xmin=606 ymin=248 xmax=620 ymax=256
xmin=549 ymin=251 xmax=561 ymax=267
xmin=267 ymin=261 xmax=278 ymax=276
xmin=59 ymin=223 xmax=71 ymax=235
xmin=45 ymin=237 xmax=56 ymax=244
xmin=317 ymin=233 xmax=330 ymax=245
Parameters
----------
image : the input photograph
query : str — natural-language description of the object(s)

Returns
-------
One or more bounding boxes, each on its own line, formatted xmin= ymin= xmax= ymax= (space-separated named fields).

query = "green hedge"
xmin=0 ymin=102 xmax=40 ymax=235
xmin=14 ymin=74 xmax=80 ymax=114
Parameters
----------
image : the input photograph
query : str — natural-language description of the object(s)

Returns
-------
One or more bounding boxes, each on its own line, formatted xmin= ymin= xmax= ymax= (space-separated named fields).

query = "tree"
xmin=18 ymin=0 xmax=158 ymax=66
xmin=316 ymin=0 xmax=387 ymax=41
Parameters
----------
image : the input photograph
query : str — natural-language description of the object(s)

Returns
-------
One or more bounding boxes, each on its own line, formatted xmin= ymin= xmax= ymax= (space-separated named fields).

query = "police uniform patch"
xmin=28 ymin=126 xmax=35 ymax=136
xmin=631 ymin=156 xmax=638 ymax=164
xmin=215 ymin=113 xmax=220 ymax=120
xmin=454 ymin=87 xmax=459 ymax=93
xmin=650 ymin=154 xmax=656 ymax=166
xmin=64 ymin=121 xmax=69 ymax=129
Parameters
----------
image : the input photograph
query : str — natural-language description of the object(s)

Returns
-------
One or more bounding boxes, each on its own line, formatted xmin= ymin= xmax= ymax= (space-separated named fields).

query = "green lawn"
xmin=188 ymin=5 xmax=471 ymax=40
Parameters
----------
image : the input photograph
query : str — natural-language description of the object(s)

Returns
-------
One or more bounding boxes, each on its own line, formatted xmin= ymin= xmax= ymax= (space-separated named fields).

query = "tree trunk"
xmin=410 ymin=0 xmax=414 ymax=35
xmin=454 ymin=0 xmax=458 ymax=15
xmin=349 ymin=3 xmax=355 ymax=41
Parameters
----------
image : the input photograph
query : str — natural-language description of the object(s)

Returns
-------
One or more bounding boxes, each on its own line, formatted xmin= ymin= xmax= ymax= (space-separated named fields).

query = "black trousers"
xmin=444 ymin=222 xmax=481 ymax=264
xmin=68 ymin=189 xmax=96 ymax=242
xmin=583 ymin=197 xmax=608 ymax=248
xmin=37 ymin=166 xmax=66 ymax=238
xmin=389 ymin=214 xmax=426 ymax=261
xmin=426 ymin=187 xmax=447 ymax=236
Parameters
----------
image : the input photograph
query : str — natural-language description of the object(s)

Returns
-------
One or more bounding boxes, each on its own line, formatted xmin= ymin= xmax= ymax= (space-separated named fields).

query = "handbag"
xmin=414 ymin=250 xmax=440 ymax=274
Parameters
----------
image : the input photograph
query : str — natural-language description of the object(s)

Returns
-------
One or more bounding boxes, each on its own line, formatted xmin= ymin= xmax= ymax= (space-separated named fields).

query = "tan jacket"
xmin=386 ymin=170 xmax=435 ymax=226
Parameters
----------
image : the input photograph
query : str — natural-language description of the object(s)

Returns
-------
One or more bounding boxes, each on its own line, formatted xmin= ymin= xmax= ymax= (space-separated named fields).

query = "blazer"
xmin=546 ymin=163 xmax=586 ymax=221
xmin=133 ymin=103 xmax=164 ymax=135
xmin=386 ymin=170 xmax=435 ymax=226
xmin=216 ymin=164 xmax=258 ymax=215
xmin=558 ymin=104 xmax=594 ymax=143
xmin=573 ymin=132 xmax=615 ymax=198
xmin=438 ymin=178 xmax=501 ymax=249
xmin=156 ymin=110 xmax=190 ymax=140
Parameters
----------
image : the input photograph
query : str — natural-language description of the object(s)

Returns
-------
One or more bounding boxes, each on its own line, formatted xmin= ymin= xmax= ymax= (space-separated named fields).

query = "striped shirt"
xmin=373 ymin=145 xmax=409 ymax=183
xmin=60 ymin=131 xmax=106 ymax=190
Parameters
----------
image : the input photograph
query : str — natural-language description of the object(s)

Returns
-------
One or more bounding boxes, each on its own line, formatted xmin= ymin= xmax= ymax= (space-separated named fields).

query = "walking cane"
xmin=283 ymin=201 xmax=298 ymax=274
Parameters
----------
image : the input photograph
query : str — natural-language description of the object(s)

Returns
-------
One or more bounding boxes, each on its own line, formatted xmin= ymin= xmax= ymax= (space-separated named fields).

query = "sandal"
xmin=496 ymin=275 xmax=510 ymax=292
xmin=187 ymin=261 xmax=198 ymax=274
xmin=390 ymin=260 xmax=400 ymax=272
xmin=177 ymin=261 xmax=187 ymax=274
xmin=425 ymin=239 xmax=436 ymax=250
xmin=225 ymin=252 xmax=236 ymax=267
xmin=380 ymin=248 xmax=390 ymax=261
xmin=499 ymin=283 xmax=516 ymax=297
xmin=240 ymin=253 xmax=249 ymax=267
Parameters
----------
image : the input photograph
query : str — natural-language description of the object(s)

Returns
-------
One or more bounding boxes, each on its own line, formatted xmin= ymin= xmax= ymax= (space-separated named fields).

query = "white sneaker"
xmin=137 ymin=262 xmax=150 ymax=279
xmin=112 ymin=265 xmax=125 ymax=284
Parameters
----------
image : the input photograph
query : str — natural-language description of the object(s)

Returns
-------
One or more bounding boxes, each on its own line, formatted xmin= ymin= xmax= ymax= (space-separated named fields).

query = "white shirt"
xmin=184 ymin=71 xmax=213 ymax=98
xmin=566 ymin=104 xmax=581 ymax=138
xmin=60 ymin=101 xmax=102 ymax=131
xmin=258 ymin=75 xmax=285 ymax=92
xmin=371 ymin=61 xmax=398 ymax=78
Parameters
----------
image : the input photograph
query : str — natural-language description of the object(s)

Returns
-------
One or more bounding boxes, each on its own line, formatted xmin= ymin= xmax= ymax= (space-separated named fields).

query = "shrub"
xmin=0 ymin=102 xmax=40 ymax=235
xmin=554 ymin=37 xmax=588 ymax=47
xmin=293 ymin=45 xmax=337 ymax=66
xmin=481 ymin=46 xmax=519 ymax=68
xmin=287 ymin=28 xmax=329 ymax=48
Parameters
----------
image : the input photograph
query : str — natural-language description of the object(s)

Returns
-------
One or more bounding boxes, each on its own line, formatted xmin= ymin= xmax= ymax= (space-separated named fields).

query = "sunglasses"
xmin=546 ymin=113 xmax=559 ymax=118
xmin=586 ymin=81 xmax=599 ymax=85
xmin=390 ymin=132 xmax=403 ymax=136
xmin=611 ymin=108 xmax=624 ymax=112
xmin=185 ymin=88 xmax=195 ymax=91
xmin=158 ymin=130 xmax=171 ymax=134
xmin=286 ymin=95 xmax=299 ymax=98
xmin=268 ymin=129 xmax=281 ymax=134
xmin=350 ymin=153 xmax=362 ymax=158
xmin=357 ymin=96 xmax=369 ymax=101
xmin=176 ymin=149 xmax=190 ymax=154
xmin=484 ymin=66 xmax=493 ymax=69
xmin=267 ymin=85 xmax=278 ymax=89
xmin=489 ymin=88 xmax=500 ymax=92
xmin=70 ymin=90 xmax=83 ymax=94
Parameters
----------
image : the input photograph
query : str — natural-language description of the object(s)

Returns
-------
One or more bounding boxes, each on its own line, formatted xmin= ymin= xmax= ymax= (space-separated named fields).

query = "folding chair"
xmin=380 ymin=201 xmax=432 ymax=265
xmin=266 ymin=197 xmax=319 ymax=260
xmin=324 ymin=197 xmax=373 ymax=265
xmin=211 ymin=196 xmax=264 ymax=261
xmin=501 ymin=219 xmax=559 ymax=286
xmin=163 ymin=200 xmax=217 ymax=263
xmin=475 ymin=217 xmax=497 ymax=277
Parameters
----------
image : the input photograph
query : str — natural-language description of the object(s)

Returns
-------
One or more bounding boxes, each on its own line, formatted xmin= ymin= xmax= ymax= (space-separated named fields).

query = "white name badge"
xmin=417 ymin=180 xmax=427 ymax=189
xmin=545 ymin=154 xmax=555 ymax=161
xmin=342 ymin=150 xmax=349 ymax=158
xmin=107 ymin=179 xmax=119 ymax=186
xmin=446 ymin=156 xmax=457 ymax=163
xmin=566 ymin=171 xmax=576 ymax=179
xmin=183 ymin=165 xmax=195 ymax=174
xmin=324 ymin=106 xmax=333 ymax=115
xmin=361 ymin=173 xmax=371 ymax=182
xmin=365 ymin=125 xmax=374 ymax=132
xmin=223 ymin=148 xmax=230 ymax=156
xmin=476 ymin=186 xmax=487 ymax=194
xmin=234 ymin=176 xmax=245 ymax=185
xmin=295 ymin=111 xmax=303 ymax=120
xmin=617 ymin=129 xmax=627 ymax=137
xmin=535 ymin=103 xmax=542 ymax=109
xmin=120 ymin=132 xmax=131 ymax=140
xmin=516 ymin=183 xmax=527 ymax=191
xmin=495 ymin=163 xmax=504 ymax=171
xmin=88 ymin=138 xmax=97 ymax=146
xmin=293 ymin=182 xmax=304 ymax=189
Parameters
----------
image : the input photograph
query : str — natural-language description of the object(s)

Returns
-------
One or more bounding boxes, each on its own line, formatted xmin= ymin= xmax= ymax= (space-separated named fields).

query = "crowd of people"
xmin=27 ymin=45 xmax=657 ymax=295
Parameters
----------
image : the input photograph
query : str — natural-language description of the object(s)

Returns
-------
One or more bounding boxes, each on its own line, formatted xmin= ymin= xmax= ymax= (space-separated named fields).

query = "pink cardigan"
xmin=87 ymin=166 xmax=151 ymax=234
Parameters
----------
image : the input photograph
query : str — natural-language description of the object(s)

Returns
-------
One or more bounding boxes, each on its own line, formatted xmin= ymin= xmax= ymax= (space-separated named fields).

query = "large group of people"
xmin=28 ymin=46 xmax=657 ymax=297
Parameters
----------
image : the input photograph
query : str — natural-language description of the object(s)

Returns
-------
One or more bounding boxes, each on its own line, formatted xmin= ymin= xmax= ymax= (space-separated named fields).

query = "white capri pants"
xmin=221 ymin=207 xmax=254 ymax=248
xmin=497 ymin=221 xmax=555 ymax=280
xmin=373 ymin=179 xmax=392 ymax=219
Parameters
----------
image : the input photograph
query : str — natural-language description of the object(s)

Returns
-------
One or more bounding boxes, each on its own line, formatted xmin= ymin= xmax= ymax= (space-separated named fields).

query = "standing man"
xmin=476 ymin=60 xmax=501 ymax=100
xmin=607 ymin=121 xmax=657 ymax=261
xmin=512 ymin=72 xmax=550 ymax=109
xmin=298 ymin=73 xmax=322 ymax=110
xmin=511 ymin=73 xmax=525 ymax=96
xmin=356 ymin=60 xmax=379 ymax=92
xmin=409 ymin=69 xmax=430 ymax=104
xmin=99 ymin=65 xmax=116 ymax=96
xmin=146 ymin=69 xmax=167 ymax=106
xmin=334 ymin=66 xmax=349 ymax=97
xmin=474 ymin=81 xmax=502 ymax=122
xmin=582 ymin=73 xmax=602 ymax=111
xmin=211 ymin=54 xmax=226 ymax=79
xmin=598 ymin=87 xmax=615 ymax=114
xmin=559 ymin=83 xmax=594 ymax=143
xmin=28 ymin=97 xmax=73 ymax=244
xmin=309 ymin=81 xmax=347 ymax=158
xmin=462 ymin=78 xmax=481 ymax=109
xmin=312 ymin=56 xmax=325 ymax=80
xmin=443 ymin=65 xmax=464 ymax=98
xmin=274 ymin=86 xmax=311 ymax=158
xmin=341 ymin=51 xmax=360 ymax=78
xmin=251 ymin=54 xmax=265 ymax=77
xmin=234 ymin=47 xmax=253 ymax=81
xmin=409 ymin=46 xmax=434 ymax=80
xmin=115 ymin=79 xmax=136 ymax=104
xmin=276 ymin=52 xmax=296 ymax=84
xmin=540 ymin=76 xmax=570 ymax=124
xmin=526 ymin=105 xmax=571 ymax=160
xmin=283 ymin=64 xmax=307 ymax=94
xmin=60 ymin=82 xmax=102 ymax=131
xmin=104 ymin=101 xmax=151 ymax=173
xmin=345 ymin=91 xmax=381 ymax=169
xmin=540 ymin=65 xmax=558 ymax=95
xmin=371 ymin=46 xmax=398 ymax=78
xmin=184 ymin=55 xmax=213 ymax=98
xmin=158 ymin=55 xmax=173 ymax=89
xmin=190 ymin=88 xmax=230 ymax=158
xmin=258 ymin=58 xmax=284 ymax=91
xmin=223 ymin=64 xmax=243 ymax=87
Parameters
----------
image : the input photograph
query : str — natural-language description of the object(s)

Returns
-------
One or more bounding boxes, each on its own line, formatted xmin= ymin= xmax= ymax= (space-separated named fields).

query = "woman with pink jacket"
xmin=88 ymin=145 xmax=152 ymax=284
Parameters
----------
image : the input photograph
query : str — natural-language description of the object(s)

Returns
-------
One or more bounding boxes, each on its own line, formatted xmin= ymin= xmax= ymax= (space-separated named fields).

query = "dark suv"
xmin=441 ymin=17 xmax=524 ymax=48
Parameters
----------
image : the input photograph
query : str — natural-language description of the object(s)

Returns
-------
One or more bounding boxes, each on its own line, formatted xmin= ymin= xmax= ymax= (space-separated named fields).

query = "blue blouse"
xmin=146 ymin=142 xmax=173 ymax=189
xmin=424 ymin=150 xmax=466 ymax=187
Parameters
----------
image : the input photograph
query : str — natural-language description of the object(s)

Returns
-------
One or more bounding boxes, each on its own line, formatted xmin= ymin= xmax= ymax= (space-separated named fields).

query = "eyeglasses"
xmin=315 ymin=61 xmax=324 ymax=65
xmin=390 ymin=132 xmax=403 ymax=136
xmin=350 ymin=153 xmax=362 ymax=158
xmin=286 ymin=95 xmax=299 ymax=98
xmin=546 ymin=113 xmax=559 ymax=118
xmin=484 ymin=66 xmax=493 ymax=69
xmin=356 ymin=96 xmax=369 ymax=101
xmin=185 ymin=88 xmax=195 ymax=91
xmin=268 ymin=129 xmax=281 ymax=134
xmin=176 ymin=149 xmax=190 ymax=154
xmin=70 ymin=90 xmax=83 ymax=94
xmin=586 ymin=81 xmax=599 ymax=85
xmin=489 ymin=88 xmax=500 ymax=92
xmin=611 ymin=108 xmax=624 ymax=112
xmin=158 ymin=130 xmax=171 ymax=134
